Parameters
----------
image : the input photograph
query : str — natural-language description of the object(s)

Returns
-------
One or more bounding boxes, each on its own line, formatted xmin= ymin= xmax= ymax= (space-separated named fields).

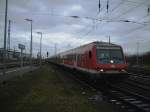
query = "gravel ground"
xmin=0 ymin=66 xmax=38 ymax=83
xmin=0 ymin=64 xmax=115 ymax=112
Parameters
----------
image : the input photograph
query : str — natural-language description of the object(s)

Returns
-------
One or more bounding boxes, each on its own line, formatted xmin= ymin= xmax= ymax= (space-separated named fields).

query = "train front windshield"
xmin=96 ymin=49 xmax=124 ymax=64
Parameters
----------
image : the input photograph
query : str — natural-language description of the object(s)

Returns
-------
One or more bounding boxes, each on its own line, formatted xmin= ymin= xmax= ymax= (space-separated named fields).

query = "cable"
xmin=76 ymin=0 xmax=129 ymax=36
xmin=126 ymin=0 xmax=146 ymax=5
xmin=120 ymin=3 xmax=150 ymax=34
xmin=81 ymin=0 xmax=150 ymax=43
xmin=75 ymin=0 xmax=148 ymax=39
xmin=111 ymin=0 xmax=126 ymax=12
xmin=96 ymin=0 xmax=149 ymax=35
xmin=121 ymin=14 xmax=150 ymax=34
xmin=117 ymin=1 xmax=148 ymax=19
xmin=93 ymin=0 xmax=126 ymax=39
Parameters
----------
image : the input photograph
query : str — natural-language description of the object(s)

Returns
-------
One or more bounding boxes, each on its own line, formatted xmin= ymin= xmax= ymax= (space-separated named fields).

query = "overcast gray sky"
xmin=0 ymin=0 xmax=150 ymax=57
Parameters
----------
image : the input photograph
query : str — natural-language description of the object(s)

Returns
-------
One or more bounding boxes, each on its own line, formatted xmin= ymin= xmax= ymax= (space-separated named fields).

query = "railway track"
xmin=1 ymin=63 xmax=21 ymax=69
xmin=0 ymin=61 xmax=40 ymax=70
xmin=97 ymin=79 xmax=150 ymax=112
xmin=106 ymin=85 xmax=150 ymax=112
xmin=127 ymin=68 xmax=150 ymax=89
xmin=98 ymin=76 xmax=150 ymax=112
xmin=49 ymin=62 xmax=150 ymax=112
xmin=0 ymin=62 xmax=29 ymax=69
xmin=127 ymin=67 xmax=150 ymax=76
xmin=127 ymin=74 xmax=150 ymax=88
xmin=106 ymin=70 xmax=150 ymax=112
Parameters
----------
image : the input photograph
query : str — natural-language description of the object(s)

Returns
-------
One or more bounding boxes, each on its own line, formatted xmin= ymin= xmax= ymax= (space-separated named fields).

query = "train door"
xmin=85 ymin=52 xmax=89 ymax=68
xmin=82 ymin=54 xmax=86 ymax=68
xmin=80 ymin=54 xmax=84 ymax=67
xmin=74 ymin=54 xmax=77 ymax=68
xmin=88 ymin=51 xmax=92 ymax=69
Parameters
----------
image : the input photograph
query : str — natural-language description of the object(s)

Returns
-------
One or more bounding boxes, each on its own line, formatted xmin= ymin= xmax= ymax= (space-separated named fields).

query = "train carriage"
xmin=52 ymin=41 xmax=128 ymax=80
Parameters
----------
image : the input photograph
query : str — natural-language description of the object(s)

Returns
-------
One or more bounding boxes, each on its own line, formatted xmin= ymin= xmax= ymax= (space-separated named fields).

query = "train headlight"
xmin=110 ymin=60 xmax=114 ymax=63
xmin=121 ymin=69 xmax=125 ymax=72
xmin=100 ymin=69 xmax=104 ymax=72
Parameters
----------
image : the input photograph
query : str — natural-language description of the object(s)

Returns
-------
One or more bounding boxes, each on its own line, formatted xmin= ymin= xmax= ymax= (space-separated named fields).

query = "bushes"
xmin=126 ymin=52 xmax=150 ymax=65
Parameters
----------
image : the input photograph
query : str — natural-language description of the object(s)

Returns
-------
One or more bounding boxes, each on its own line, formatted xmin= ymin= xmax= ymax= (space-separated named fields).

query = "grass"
xmin=0 ymin=65 xmax=115 ymax=112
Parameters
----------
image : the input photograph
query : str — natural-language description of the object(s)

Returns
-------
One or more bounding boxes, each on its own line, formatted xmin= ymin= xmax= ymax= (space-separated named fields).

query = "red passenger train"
xmin=52 ymin=41 xmax=128 ymax=79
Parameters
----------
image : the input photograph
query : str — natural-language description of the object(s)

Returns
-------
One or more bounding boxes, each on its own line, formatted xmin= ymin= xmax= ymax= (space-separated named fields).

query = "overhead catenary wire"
xmin=0 ymin=13 xmax=146 ymax=40
xmin=1 ymin=0 xmax=149 ymax=40
xmin=88 ymin=0 xmax=126 ymax=39
xmin=116 ymin=0 xmax=149 ymax=19
xmin=107 ymin=0 xmax=148 ymax=21
xmin=79 ymin=0 xmax=150 ymax=41
xmin=75 ymin=0 xmax=107 ymax=39
xmin=119 ymin=4 xmax=150 ymax=34
xmin=70 ymin=12 xmax=147 ymax=38
xmin=85 ymin=0 xmax=139 ymax=36
xmin=1 ymin=12 xmax=95 ymax=41
xmin=1 ymin=0 xmax=150 ymax=56
xmin=95 ymin=0 xmax=150 ymax=37
xmin=121 ymin=8 xmax=150 ymax=34
xmin=96 ymin=0 xmax=126 ymax=24
xmin=76 ymin=2 xmax=118 ymax=39
xmin=111 ymin=0 xmax=126 ymax=12
xmin=70 ymin=0 xmax=148 ymax=39
xmin=77 ymin=0 xmax=102 ymax=39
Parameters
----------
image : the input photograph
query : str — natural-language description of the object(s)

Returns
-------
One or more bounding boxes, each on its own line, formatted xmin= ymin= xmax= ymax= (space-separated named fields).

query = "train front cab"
xmin=91 ymin=45 xmax=128 ymax=81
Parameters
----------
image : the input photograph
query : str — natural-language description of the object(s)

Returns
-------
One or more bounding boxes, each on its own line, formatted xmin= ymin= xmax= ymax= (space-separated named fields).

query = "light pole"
xmin=24 ymin=18 xmax=33 ymax=66
xmin=136 ymin=42 xmax=139 ymax=65
xmin=37 ymin=32 xmax=42 ymax=67
xmin=7 ymin=20 xmax=11 ymax=51
xmin=54 ymin=43 xmax=57 ymax=56
xmin=3 ymin=0 xmax=8 ymax=75
xmin=108 ymin=35 xmax=110 ymax=44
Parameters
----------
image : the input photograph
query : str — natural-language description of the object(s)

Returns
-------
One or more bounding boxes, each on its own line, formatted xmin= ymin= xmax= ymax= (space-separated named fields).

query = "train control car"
xmin=51 ymin=41 xmax=128 ymax=80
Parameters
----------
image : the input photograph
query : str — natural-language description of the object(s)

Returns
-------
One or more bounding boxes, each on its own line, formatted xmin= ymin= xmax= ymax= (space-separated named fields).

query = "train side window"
xmin=89 ymin=51 xmax=92 ymax=59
